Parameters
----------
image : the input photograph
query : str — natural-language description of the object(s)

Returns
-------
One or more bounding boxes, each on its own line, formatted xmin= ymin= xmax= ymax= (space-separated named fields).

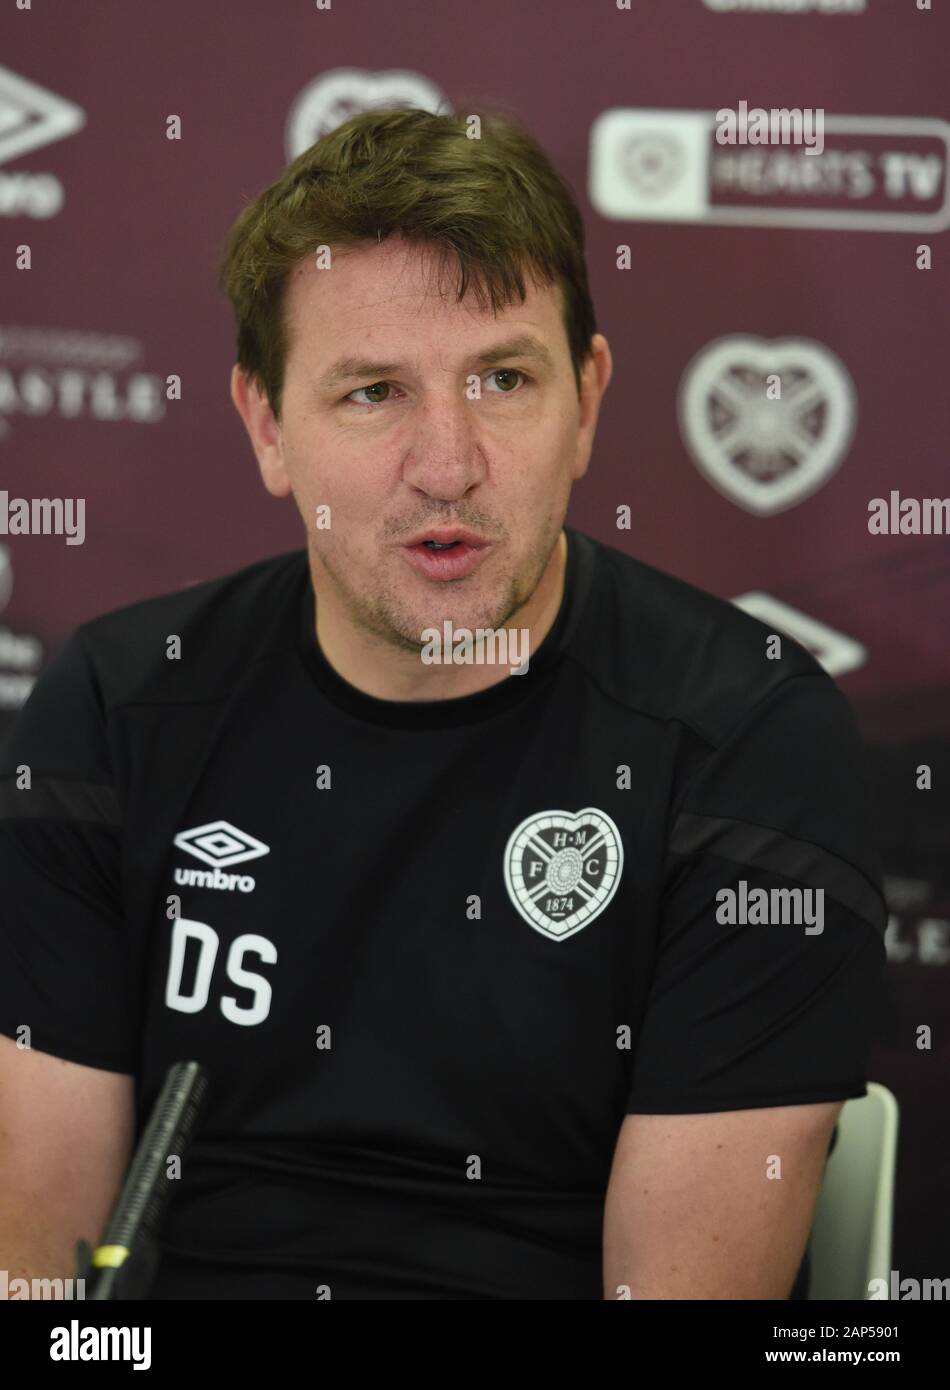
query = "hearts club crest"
xmin=504 ymin=807 xmax=624 ymax=942
xmin=678 ymin=335 xmax=856 ymax=516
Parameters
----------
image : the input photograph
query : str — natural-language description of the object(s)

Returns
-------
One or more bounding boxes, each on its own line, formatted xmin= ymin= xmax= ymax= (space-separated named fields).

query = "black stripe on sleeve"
xmin=669 ymin=810 xmax=887 ymax=936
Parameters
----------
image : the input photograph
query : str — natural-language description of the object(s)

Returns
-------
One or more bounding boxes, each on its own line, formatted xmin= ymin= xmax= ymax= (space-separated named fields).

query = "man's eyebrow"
xmin=317 ymin=335 xmax=555 ymax=391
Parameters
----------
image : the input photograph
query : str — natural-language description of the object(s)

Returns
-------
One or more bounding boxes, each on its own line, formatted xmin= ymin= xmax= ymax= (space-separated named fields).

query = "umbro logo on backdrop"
xmin=173 ymin=819 xmax=270 ymax=893
xmin=0 ymin=65 xmax=85 ymax=219
xmin=504 ymin=807 xmax=624 ymax=942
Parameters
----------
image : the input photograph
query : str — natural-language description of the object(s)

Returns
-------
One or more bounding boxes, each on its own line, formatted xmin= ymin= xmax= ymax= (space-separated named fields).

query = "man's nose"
xmin=401 ymin=392 xmax=488 ymax=499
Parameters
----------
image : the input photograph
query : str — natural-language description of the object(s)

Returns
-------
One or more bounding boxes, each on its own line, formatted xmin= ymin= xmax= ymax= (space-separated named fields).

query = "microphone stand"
xmin=74 ymin=1059 xmax=209 ymax=1300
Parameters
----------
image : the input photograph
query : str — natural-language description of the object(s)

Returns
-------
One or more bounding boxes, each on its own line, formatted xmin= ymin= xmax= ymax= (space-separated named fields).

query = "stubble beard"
xmin=310 ymin=528 xmax=557 ymax=658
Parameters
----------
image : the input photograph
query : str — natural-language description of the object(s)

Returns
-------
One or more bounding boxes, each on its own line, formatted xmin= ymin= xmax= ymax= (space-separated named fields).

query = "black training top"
xmin=0 ymin=526 xmax=886 ymax=1299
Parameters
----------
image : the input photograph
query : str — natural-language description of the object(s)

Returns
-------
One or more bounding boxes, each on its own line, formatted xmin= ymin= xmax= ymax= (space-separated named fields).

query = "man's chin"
xmin=412 ymin=596 xmax=520 ymax=642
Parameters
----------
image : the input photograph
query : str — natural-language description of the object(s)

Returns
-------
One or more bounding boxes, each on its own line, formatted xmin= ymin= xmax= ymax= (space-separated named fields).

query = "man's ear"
xmin=572 ymin=334 xmax=612 ymax=483
xmin=229 ymin=364 xmax=292 ymax=499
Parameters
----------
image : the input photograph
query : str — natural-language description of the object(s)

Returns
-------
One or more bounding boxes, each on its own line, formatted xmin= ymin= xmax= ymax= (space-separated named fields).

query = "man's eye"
xmin=346 ymin=382 xmax=392 ymax=406
xmin=343 ymin=370 xmax=528 ymax=406
xmin=486 ymin=368 xmax=526 ymax=393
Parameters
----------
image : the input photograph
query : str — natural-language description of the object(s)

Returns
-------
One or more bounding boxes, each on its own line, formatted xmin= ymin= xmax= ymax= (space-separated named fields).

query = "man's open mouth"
xmin=403 ymin=528 xmax=490 ymax=550
xmin=401 ymin=531 xmax=493 ymax=581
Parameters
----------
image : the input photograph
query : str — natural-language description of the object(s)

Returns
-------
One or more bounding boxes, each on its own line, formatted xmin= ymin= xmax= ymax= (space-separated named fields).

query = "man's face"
xmin=241 ymin=234 xmax=609 ymax=654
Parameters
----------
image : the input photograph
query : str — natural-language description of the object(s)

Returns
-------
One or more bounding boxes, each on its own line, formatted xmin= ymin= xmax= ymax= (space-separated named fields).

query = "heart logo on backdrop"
xmin=620 ymin=133 xmax=687 ymax=197
xmin=678 ymin=335 xmax=857 ymax=515
xmin=285 ymin=68 xmax=449 ymax=158
xmin=503 ymin=807 xmax=624 ymax=942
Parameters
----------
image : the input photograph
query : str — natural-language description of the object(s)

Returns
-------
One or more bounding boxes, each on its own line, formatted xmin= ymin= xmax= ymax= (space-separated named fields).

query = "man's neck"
xmin=312 ymin=529 xmax=569 ymax=702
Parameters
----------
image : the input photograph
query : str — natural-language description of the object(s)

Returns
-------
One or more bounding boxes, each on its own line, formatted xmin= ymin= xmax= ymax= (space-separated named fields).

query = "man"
xmin=0 ymin=108 xmax=885 ymax=1300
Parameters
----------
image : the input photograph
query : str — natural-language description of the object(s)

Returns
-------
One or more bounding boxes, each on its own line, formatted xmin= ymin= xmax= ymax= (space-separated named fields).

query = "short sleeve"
xmin=0 ymin=631 xmax=136 ymax=1073
xmin=627 ymin=672 xmax=887 ymax=1114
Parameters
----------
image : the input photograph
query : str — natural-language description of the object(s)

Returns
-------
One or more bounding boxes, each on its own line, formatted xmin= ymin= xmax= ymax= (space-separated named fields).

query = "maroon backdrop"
xmin=1 ymin=0 xmax=947 ymax=1283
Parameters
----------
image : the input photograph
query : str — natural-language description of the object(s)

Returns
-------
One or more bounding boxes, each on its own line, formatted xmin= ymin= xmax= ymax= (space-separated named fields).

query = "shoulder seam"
xmin=557 ymin=648 xmax=832 ymax=751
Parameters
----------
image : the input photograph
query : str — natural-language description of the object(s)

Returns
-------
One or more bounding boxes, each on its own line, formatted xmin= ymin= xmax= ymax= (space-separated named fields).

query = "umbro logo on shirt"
xmin=503 ymin=807 xmax=624 ymax=942
xmin=172 ymin=819 xmax=270 ymax=893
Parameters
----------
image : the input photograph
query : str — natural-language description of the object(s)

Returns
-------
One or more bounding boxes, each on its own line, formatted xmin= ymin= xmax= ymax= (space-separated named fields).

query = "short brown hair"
xmin=216 ymin=106 xmax=597 ymax=421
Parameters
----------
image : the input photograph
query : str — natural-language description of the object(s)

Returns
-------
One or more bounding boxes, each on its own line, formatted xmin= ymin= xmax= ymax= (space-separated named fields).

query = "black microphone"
xmin=75 ymin=1060 xmax=209 ymax=1300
